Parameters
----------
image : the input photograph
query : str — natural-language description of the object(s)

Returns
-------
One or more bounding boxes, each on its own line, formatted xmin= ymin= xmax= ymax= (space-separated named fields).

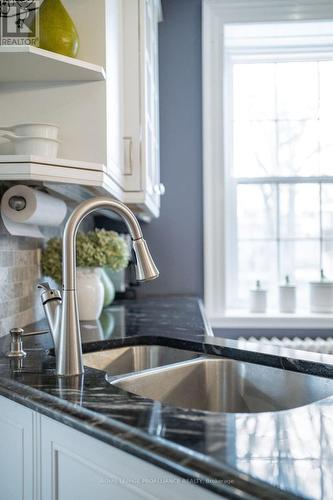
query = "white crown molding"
xmin=203 ymin=0 xmax=333 ymax=23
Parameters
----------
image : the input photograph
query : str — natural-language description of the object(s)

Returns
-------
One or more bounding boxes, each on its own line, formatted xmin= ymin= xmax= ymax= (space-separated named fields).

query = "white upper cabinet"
xmin=123 ymin=0 xmax=164 ymax=217
xmin=0 ymin=0 xmax=163 ymax=218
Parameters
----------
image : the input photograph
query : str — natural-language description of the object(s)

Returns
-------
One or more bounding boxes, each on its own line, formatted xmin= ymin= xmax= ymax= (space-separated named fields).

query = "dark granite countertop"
xmin=0 ymin=297 xmax=333 ymax=500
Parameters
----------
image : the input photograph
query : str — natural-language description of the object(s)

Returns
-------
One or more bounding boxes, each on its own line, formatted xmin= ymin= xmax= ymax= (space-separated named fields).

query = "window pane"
xmin=279 ymin=240 xmax=320 ymax=309
xmin=279 ymin=241 xmax=320 ymax=282
xmin=278 ymin=120 xmax=319 ymax=176
xmin=229 ymin=55 xmax=333 ymax=312
xmin=276 ymin=62 xmax=318 ymax=120
xmin=238 ymin=241 xmax=277 ymax=308
xmin=317 ymin=62 xmax=333 ymax=174
xmin=233 ymin=121 xmax=276 ymax=177
xmin=233 ymin=63 xmax=275 ymax=121
xmin=319 ymin=119 xmax=333 ymax=175
xmin=237 ymin=184 xmax=276 ymax=239
xmin=322 ymin=185 xmax=333 ymax=238
xmin=279 ymin=184 xmax=320 ymax=239
xmin=319 ymin=61 xmax=333 ymax=121
xmin=322 ymin=241 xmax=333 ymax=278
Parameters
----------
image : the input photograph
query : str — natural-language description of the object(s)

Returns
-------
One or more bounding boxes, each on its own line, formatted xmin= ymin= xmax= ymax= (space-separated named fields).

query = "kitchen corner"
xmin=1 ymin=0 xmax=333 ymax=499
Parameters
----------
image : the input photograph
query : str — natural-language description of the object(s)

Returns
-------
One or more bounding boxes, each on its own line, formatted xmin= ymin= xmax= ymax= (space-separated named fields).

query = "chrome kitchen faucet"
xmin=38 ymin=197 xmax=159 ymax=377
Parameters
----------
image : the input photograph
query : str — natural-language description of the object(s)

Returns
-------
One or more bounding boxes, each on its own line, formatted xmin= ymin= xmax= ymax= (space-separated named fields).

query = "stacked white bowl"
xmin=0 ymin=123 xmax=60 ymax=158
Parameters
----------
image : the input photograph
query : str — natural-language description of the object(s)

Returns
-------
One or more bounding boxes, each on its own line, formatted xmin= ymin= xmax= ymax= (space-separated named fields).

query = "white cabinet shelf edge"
xmin=0 ymin=159 xmax=124 ymax=203
xmin=0 ymin=46 xmax=106 ymax=82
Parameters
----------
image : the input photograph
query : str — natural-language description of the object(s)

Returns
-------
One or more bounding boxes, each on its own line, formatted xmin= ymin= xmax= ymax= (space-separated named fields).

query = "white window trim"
xmin=210 ymin=311 xmax=333 ymax=329
xmin=202 ymin=0 xmax=333 ymax=328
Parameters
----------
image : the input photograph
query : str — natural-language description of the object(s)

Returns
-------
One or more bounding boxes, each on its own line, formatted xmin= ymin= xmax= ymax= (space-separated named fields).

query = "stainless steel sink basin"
xmin=83 ymin=345 xmax=199 ymax=376
xmin=111 ymin=357 xmax=333 ymax=413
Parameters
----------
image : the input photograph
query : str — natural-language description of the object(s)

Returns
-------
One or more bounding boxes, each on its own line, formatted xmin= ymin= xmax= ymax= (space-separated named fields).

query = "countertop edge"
xmin=0 ymin=377 xmax=302 ymax=500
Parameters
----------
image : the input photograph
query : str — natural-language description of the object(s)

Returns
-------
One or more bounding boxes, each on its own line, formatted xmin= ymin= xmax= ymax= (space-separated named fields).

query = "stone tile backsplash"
xmin=0 ymin=234 xmax=43 ymax=337
xmin=0 ymin=195 xmax=95 ymax=337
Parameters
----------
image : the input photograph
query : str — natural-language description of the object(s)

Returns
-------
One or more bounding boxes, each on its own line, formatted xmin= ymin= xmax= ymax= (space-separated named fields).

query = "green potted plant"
xmin=42 ymin=229 xmax=129 ymax=320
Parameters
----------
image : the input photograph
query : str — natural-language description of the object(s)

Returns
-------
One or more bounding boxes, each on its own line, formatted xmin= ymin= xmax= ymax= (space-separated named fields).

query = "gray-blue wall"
xmin=97 ymin=0 xmax=333 ymax=338
xmin=141 ymin=0 xmax=203 ymax=297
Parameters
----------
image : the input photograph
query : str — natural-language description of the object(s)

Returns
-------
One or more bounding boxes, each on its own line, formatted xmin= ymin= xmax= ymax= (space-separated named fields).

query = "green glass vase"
xmin=38 ymin=0 xmax=79 ymax=58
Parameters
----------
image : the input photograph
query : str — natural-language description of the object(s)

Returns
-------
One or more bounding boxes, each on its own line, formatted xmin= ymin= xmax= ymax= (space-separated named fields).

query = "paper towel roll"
xmin=1 ymin=185 xmax=67 ymax=238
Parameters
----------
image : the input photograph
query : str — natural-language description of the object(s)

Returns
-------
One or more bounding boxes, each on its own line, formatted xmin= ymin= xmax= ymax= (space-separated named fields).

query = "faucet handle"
xmin=37 ymin=282 xmax=62 ymax=304
xmin=37 ymin=282 xmax=52 ymax=292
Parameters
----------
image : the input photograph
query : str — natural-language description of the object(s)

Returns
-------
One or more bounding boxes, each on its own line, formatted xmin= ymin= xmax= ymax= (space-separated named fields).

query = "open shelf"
xmin=0 ymin=155 xmax=110 ymax=184
xmin=0 ymin=155 xmax=122 ymax=197
xmin=0 ymin=155 xmax=157 ymax=219
xmin=0 ymin=155 xmax=107 ymax=172
xmin=0 ymin=46 xmax=105 ymax=82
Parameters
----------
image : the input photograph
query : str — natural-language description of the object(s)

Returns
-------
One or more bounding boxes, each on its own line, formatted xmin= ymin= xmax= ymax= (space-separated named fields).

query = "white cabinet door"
xmin=142 ymin=0 xmax=162 ymax=209
xmin=123 ymin=0 xmax=142 ymax=191
xmin=123 ymin=0 xmax=163 ymax=216
xmin=40 ymin=415 xmax=220 ymax=500
xmin=106 ymin=0 xmax=125 ymax=187
xmin=0 ymin=396 xmax=36 ymax=500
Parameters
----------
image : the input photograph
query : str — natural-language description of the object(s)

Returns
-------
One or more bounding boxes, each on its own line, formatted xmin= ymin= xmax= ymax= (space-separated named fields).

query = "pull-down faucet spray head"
xmin=132 ymin=238 xmax=159 ymax=282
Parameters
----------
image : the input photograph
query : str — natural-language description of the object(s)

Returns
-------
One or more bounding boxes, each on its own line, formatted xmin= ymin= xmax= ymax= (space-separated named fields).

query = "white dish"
xmin=0 ymin=123 xmax=59 ymax=140
xmin=0 ymin=133 xmax=60 ymax=158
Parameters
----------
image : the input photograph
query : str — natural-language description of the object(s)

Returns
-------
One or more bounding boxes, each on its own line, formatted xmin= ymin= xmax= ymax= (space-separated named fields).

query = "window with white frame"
xmin=203 ymin=2 xmax=333 ymax=324
xmin=223 ymin=21 xmax=333 ymax=313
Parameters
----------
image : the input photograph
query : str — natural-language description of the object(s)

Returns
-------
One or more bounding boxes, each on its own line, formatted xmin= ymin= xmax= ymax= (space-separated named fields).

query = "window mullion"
xmin=320 ymin=182 xmax=323 ymax=272
xmin=276 ymin=183 xmax=281 ymax=283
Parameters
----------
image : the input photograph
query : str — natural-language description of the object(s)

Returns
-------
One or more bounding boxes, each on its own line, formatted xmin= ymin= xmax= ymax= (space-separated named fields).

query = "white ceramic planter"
xmin=76 ymin=267 xmax=104 ymax=321
xmin=310 ymin=281 xmax=333 ymax=313
xmin=279 ymin=285 xmax=296 ymax=313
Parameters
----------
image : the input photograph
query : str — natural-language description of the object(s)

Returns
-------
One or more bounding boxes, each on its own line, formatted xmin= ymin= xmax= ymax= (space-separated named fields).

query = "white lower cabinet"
xmin=0 ymin=396 xmax=35 ymax=500
xmin=0 ymin=396 xmax=220 ymax=500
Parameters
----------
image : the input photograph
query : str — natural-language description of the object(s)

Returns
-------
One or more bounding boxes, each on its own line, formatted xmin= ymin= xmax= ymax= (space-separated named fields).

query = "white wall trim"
xmin=202 ymin=0 xmax=333 ymax=326
xmin=203 ymin=1 xmax=226 ymax=320
xmin=203 ymin=0 xmax=333 ymax=23
xmin=211 ymin=312 xmax=333 ymax=329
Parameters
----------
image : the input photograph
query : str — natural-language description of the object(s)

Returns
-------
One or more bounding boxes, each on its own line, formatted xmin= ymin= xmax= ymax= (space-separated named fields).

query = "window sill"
xmin=210 ymin=311 xmax=333 ymax=329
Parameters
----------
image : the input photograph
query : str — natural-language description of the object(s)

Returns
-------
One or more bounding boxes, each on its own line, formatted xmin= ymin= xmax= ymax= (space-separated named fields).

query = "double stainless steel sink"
xmin=83 ymin=345 xmax=200 ymax=375
xmin=83 ymin=345 xmax=333 ymax=414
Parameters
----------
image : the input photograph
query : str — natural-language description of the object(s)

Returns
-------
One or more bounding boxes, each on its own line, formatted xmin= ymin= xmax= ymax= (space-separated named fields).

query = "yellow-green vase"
xmin=38 ymin=0 xmax=79 ymax=58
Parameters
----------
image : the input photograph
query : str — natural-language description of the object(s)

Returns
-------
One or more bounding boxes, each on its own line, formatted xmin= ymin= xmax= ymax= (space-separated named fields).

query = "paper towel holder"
xmin=8 ymin=196 xmax=26 ymax=211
